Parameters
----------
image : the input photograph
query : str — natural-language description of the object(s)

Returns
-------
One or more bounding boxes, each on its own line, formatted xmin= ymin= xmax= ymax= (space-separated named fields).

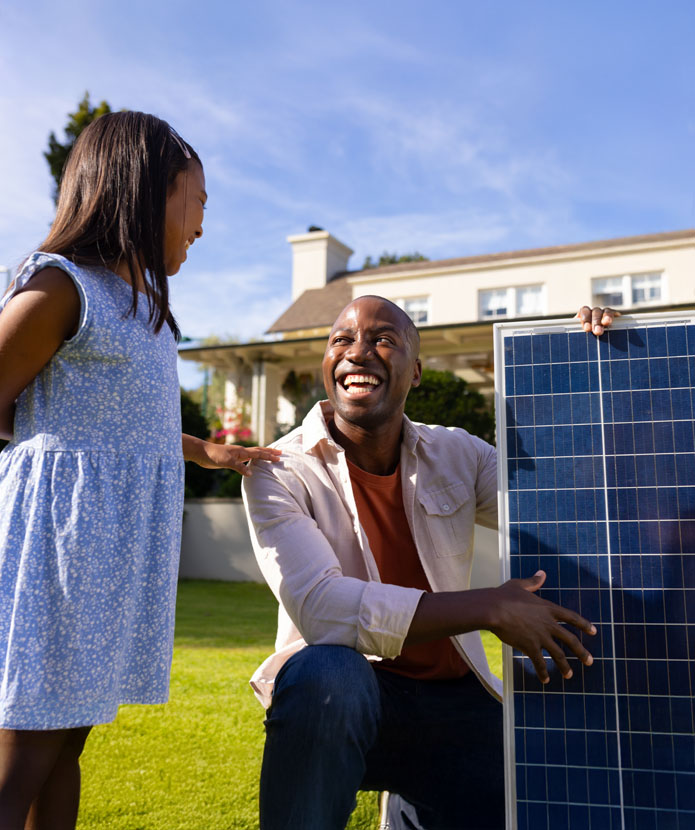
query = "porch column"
xmin=251 ymin=361 xmax=282 ymax=445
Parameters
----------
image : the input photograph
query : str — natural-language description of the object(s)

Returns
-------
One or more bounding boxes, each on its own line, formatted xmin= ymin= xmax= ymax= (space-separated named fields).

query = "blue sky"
xmin=2 ymin=1 xmax=694 ymax=387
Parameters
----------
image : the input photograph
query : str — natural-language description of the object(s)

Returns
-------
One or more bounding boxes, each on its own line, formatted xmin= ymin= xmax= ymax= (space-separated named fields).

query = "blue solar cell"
xmin=551 ymin=362 xmax=570 ymax=393
xmin=607 ymin=328 xmax=629 ymax=357
xmin=514 ymin=395 xmax=534 ymax=424
xmin=668 ymin=356 xmax=689 ymax=387
xmin=675 ymin=773 xmax=695 ymax=810
xmin=653 ymin=388 xmax=675 ymax=419
xmin=533 ymin=363 xmax=551 ymax=394
xmin=634 ymin=455 xmax=657 ymax=486
xmin=628 ymin=328 xmax=648 ymax=357
xmin=647 ymin=326 xmax=667 ymax=356
xmin=532 ymin=333 xmax=550 ymax=364
xmin=667 ymin=325 xmax=687 ymax=356
xmin=497 ymin=314 xmax=695 ymax=829
xmin=569 ymin=330 xmax=591 ymax=362
xmin=549 ymin=332 xmax=569 ymax=363
xmin=685 ymin=325 xmax=695 ymax=354
xmin=533 ymin=394 xmax=553 ymax=424
xmin=515 ymin=364 xmax=533 ymax=394
xmin=672 ymin=420 xmax=694 ymax=453
xmin=568 ymin=804 xmax=591 ymax=830
xmin=516 ymin=426 xmax=535 ymax=457
xmin=653 ymin=421 xmax=675 ymax=452
xmin=513 ymin=335 xmax=532 ymax=365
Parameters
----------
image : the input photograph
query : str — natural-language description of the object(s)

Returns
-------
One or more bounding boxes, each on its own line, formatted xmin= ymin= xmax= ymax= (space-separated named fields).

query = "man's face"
xmin=322 ymin=297 xmax=421 ymax=431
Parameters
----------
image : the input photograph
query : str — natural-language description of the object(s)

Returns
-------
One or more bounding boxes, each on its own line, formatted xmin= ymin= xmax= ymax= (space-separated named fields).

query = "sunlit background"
xmin=2 ymin=1 xmax=694 ymax=388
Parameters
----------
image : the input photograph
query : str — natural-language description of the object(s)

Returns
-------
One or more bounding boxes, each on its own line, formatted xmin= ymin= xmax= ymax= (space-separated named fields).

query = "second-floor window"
xmin=394 ymin=296 xmax=429 ymax=324
xmin=479 ymin=284 xmax=545 ymax=319
xmin=592 ymin=272 xmax=663 ymax=308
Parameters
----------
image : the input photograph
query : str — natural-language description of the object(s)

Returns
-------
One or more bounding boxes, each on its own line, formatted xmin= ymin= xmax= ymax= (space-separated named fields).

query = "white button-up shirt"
xmin=242 ymin=401 xmax=502 ymax=708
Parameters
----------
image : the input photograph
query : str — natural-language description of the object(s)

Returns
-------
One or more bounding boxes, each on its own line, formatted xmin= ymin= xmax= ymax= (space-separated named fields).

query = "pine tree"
xmin=44 ymin=92 xmax=112 ymax=203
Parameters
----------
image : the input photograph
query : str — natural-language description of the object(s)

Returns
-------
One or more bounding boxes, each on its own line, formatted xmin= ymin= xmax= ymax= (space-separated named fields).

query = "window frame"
xmin=591 ymin=271 xmax=665 ymax=309
xmin=478 ymin=283 xmax=546 ymax=321
xmin=393 ymin=295 xmax=430 ymax=325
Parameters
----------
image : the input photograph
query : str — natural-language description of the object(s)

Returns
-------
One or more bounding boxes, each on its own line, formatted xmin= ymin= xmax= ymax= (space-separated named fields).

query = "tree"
xmin=181 ymin=390 xmax=213 ymax=498
xmin=180 ymin=388 xmax=251 ymax=499
xmin=44 ymin=92 xmax=112 ymax=202
xmin=405 ymin=368 xmax=495 ymax=445
xmin=361 ymin=252 xmax=429 ymax=270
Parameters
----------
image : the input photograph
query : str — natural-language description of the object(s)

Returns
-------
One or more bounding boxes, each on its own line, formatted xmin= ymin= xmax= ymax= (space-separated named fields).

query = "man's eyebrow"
xmin=200 ymin=190 xmax=208 ymax=203
xmin=368 ymin=323 xmax=403 ymax=336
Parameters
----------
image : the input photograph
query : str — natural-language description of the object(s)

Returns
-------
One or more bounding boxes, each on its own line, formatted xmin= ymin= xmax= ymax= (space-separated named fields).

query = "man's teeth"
xmin=343 ymin=374 xmax=381 ymax=388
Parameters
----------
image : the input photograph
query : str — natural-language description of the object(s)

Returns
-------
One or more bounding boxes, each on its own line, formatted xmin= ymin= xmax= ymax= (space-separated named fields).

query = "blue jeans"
xmin=259 ymin=645 xmax=504 ymax=830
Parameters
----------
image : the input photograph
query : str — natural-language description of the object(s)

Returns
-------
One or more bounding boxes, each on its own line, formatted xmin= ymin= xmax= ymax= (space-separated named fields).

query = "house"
xmin=178 ymin=228 xmax=695 ymax=444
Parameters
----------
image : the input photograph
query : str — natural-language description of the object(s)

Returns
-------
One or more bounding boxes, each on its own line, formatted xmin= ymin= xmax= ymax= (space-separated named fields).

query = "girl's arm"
xmin=0 ymin=268 xmax=80 ymax=440
xmin=182 ymin=434 xmax=281 ymax=475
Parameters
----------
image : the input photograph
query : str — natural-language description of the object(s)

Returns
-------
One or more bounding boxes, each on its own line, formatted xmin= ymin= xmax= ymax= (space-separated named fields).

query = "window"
xmin=479 ymin=284 xmax=545 ymax=320
xmin=632 ymin=272 xmax=662 ymax=304
xmin=591 ymin=272 xmax=663 ymax=308
xmin=592 ymin=277 xmax=624 ymax=307
xmin=516 ymin=285 xmax=544 ymax=317
xmin=394 ymin=296 xmax=429 ymax=324
xmin=480 ymin=289 xmax=508 ymax=318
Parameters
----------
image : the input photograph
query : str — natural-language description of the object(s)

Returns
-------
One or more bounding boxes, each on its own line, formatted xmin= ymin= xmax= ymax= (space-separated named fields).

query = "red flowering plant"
xmin=214 ymin=404 xmax=253 ymax=444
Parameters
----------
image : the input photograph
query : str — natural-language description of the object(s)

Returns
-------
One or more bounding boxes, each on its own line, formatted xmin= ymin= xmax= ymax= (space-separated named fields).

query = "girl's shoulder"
xmin=4 ymin=252 xmax=126 ymax=313
xmin=13 ymin=251 xmax=103 ymax=287
xmin=2 ymin=253 xmax=119 ymax=348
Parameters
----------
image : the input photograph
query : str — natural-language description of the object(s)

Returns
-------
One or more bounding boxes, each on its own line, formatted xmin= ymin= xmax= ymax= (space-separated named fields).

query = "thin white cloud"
xmin=336 ymin=201 xmax=593 ymax=268
xmin=170 ymin=263 xmax=289 ymax=342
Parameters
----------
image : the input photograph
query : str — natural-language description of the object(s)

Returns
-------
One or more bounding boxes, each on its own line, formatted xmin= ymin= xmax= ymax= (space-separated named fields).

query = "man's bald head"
xmin=331 ymin=295 xmax=420 ymax=358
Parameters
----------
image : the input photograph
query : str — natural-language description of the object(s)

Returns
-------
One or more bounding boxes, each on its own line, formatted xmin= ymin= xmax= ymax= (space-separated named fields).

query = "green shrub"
xmin=405 ymin=368 xmax=495 ymax=444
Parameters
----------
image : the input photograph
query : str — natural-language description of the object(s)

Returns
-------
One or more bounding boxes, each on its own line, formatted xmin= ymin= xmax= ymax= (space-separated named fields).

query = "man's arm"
xmin=411 ymin=435 xmax=593 ymax=684
xmin=406 ymin=571 xmax=594 ymax=684
xmin=242 ymin=458 xmax=424 ymax=657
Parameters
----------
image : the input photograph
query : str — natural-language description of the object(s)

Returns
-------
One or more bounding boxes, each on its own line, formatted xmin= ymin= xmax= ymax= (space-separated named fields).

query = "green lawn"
xmin=77 ymin=581 xmax=502 ymax=830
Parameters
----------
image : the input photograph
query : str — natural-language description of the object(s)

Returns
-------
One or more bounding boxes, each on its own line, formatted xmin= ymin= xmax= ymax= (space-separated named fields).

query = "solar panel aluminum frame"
xmin=493 ymin=309 xmax=695 ymax=830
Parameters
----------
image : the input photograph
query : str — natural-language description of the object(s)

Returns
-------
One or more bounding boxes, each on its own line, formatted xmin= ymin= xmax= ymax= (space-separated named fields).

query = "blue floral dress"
xmin=0 ymin=253 xmax=184 ymax=728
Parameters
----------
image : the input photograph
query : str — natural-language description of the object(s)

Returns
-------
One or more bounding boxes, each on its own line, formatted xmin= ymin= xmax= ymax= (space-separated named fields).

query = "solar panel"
xmin=494 ymin=312 xmax=695 ymax=830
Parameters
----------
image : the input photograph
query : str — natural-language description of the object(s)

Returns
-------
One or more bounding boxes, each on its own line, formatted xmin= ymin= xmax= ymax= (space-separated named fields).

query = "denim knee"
xmin=269 ymin=645 xmax=380 ymax=738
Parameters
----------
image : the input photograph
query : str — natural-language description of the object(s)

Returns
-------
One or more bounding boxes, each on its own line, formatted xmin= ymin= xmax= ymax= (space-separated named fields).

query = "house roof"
xmin=266 ymin=228 xmax=695 ymax=334
xmin=266 ymin=273 xmax=353 ymax=334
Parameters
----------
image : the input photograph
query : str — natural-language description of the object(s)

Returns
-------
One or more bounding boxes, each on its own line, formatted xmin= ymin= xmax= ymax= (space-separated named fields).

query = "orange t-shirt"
xmin=347 ymin=458 xmax=469 ymax=680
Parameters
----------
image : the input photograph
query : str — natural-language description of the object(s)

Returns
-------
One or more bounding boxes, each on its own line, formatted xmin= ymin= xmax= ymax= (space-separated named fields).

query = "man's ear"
xmin=411 ymin=358 xmax=422 ymax=388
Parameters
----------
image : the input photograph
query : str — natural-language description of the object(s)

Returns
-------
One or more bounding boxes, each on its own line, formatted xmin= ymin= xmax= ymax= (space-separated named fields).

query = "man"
xmin=242 ymin=297 xmax=614 ymax=830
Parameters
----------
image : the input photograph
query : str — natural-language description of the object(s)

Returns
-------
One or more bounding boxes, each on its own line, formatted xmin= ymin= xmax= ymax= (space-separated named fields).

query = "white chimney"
xmin=287 ymin=230 xmax=354 ymax=301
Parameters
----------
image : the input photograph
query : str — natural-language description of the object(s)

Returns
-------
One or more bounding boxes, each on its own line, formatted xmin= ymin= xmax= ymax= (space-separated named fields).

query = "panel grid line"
xmin=591 ymin=331 xmax=625 ymax=829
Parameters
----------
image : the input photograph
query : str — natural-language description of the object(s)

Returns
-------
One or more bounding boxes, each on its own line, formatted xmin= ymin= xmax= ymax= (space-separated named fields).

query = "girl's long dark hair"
xmin=38 ymin=111 xmax=201 ymax=338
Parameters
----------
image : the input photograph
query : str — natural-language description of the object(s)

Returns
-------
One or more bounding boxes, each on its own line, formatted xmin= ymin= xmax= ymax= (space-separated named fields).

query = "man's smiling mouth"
xmin=340 ymin=373 xmax=382 ymax=396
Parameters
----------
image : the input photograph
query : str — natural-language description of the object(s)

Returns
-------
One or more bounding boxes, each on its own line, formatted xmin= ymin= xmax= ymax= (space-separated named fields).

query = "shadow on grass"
xmin=174 ymin=580 xmax=278 ymax=649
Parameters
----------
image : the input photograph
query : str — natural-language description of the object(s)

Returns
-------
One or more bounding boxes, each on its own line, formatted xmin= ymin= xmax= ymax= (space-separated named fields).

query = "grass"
xmin=77 ymin=581 xmax=502 ymax=830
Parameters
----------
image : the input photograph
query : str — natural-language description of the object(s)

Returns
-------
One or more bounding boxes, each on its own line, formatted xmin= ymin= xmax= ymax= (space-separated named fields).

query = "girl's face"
xmin=164 ymin=160 xmax=207 ymax=276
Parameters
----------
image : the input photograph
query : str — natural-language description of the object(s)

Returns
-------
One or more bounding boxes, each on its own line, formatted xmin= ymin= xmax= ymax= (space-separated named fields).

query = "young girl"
xmin=0 ymin=111 xmax=280 ymax=829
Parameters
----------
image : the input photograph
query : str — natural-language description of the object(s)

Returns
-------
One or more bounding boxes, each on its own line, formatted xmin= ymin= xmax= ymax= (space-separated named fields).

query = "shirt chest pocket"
xmin=417 ymin=482 xmax=476 ymax=558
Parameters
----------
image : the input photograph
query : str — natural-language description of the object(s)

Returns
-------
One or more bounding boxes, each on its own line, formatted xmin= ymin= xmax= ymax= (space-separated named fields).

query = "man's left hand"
xmin=576 ymin=306 xmax=620 ymax=336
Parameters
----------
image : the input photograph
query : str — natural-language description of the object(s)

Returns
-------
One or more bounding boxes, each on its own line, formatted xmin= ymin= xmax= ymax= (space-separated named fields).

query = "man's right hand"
xmin=405 ymin=570 xmax=596 ymax=684
xmin=485 ymin=570 xmax=595 ymax=683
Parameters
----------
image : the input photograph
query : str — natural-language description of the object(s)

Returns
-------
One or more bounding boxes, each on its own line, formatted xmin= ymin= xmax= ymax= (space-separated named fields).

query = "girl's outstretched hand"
xmin=182 ymin=434 xmax=282 ymax=475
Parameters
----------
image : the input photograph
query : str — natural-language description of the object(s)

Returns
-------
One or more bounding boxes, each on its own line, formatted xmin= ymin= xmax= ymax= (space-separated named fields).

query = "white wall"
xmin=180 ymin=499 xmax=263 ymax=581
